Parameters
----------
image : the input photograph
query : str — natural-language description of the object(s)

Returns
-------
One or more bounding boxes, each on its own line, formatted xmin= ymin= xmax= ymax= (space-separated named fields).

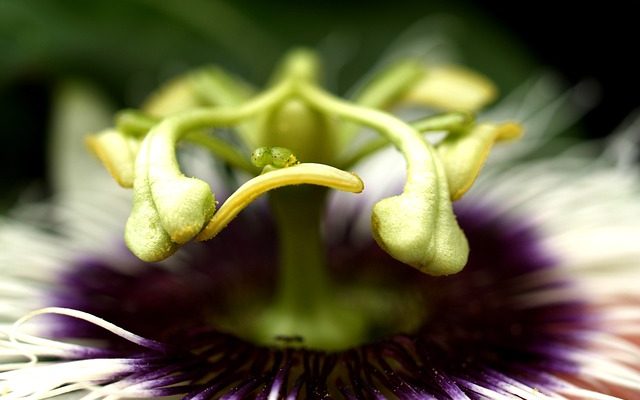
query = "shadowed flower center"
xmin=47 ymin=202 xmax=592 ymax=398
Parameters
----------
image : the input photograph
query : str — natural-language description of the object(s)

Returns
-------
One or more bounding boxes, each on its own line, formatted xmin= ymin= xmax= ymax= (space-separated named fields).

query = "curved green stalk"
xmin=114 ymin=109 xmax=256 ymax=174
xmin=297 ymin=81 xmax=469 ymax=276
xmin=338 ymin=111 xmax=474 ymax=169
xmin=125 ymin=81 xmax=293 ymax=261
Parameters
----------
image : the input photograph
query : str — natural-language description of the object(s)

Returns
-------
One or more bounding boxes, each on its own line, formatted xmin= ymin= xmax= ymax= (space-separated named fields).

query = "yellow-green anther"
xmin=402 ymin=65 xmax=497 ymax=111
xmin=368 ymin=143 xmax=469 ymax=275
xmin=371 ymin=184 xmax=469 ymax=276
xmin=86 ymin=129 xmax=141 ymax=188
xmin=115 ymin=110 xmax=160 ymax=137
xmin=125 ymin=139 xmax=178 ymax=262
xmin=140 ymin=120 xmax=216 ymax=245
xmin=125 ymin=117 xmax=216 ymax=260
xmin=438 ymin=122 xmax=523 ymax=200
xmin=299 ymin=82 xmax=469 ymax=276
xmin=196 ymin=163 xmax=363 ymax=241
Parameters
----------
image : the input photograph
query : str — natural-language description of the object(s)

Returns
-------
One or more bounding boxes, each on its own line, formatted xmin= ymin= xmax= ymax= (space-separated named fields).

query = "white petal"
xmin=48 ymin=81 xmax=117 ymax=193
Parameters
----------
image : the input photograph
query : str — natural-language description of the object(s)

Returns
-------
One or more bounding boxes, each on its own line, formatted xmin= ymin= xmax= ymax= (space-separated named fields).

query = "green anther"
xmin=125 ymin=138 xmax=179 ymax=262
xmin=125 ymin=123 xmax=216 ymax=261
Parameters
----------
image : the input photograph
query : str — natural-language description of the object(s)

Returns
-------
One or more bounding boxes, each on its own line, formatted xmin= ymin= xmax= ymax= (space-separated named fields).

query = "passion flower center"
xmin=234 ymin=186 xmax=430 ymax=351
xmin=209 ymin=188 xmax=432 ymax=351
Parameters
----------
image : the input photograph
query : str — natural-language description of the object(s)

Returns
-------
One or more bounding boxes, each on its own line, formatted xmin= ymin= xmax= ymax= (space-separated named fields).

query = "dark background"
xmin=479 ymin=0 xmax=638 ymax=139
xmin=1 ymin=0 xmax=637 ymax=210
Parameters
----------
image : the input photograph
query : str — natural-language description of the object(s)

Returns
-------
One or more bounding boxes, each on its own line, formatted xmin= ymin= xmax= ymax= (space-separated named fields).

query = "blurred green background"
xmin=1 ymin=0 xmax=637 ymax=211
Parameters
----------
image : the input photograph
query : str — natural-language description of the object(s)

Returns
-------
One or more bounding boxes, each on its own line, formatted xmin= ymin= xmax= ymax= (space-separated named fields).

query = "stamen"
xmin=124 ymin=81 xmax=292 ymax=262
xmin=196 ymin=163 xmax=363 ymax=240
xmin=438 ymin=122 xmax=522 ymax=200
xmin=298 ymin=82 xmax=469 ymax=275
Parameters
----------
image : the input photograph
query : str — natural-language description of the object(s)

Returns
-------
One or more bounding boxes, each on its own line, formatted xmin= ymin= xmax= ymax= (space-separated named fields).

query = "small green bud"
xmin=251 ymin=147 xmax=299 ymax=169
